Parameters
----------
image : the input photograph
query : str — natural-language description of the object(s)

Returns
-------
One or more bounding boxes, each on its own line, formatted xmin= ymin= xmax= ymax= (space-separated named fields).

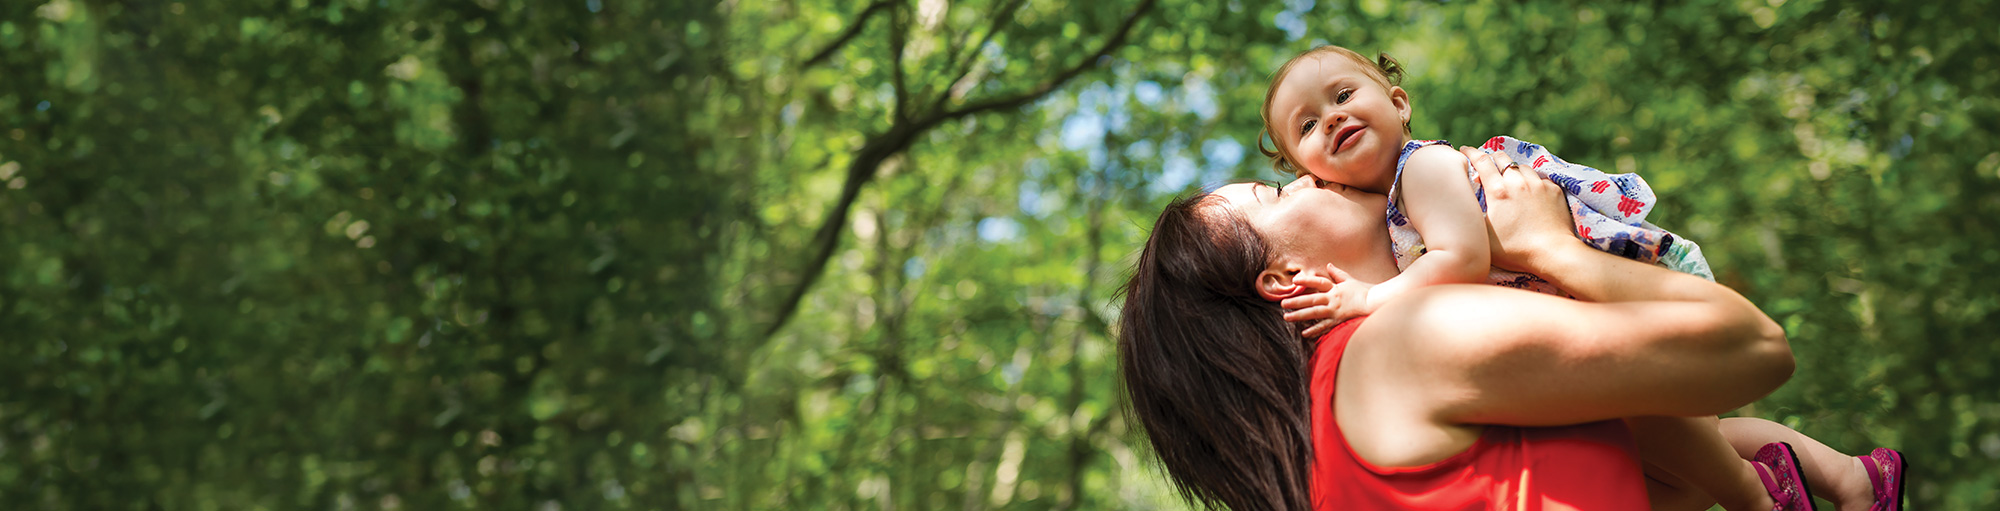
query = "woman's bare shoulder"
xmin=1334 ymin=291 xmax=1498 ymax=468
xmin=1333 ymin=284 xmax=1591 ymax=466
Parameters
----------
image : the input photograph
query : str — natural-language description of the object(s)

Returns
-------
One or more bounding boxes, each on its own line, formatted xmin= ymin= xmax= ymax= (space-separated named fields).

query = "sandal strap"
xmin=1755 ymin=442 xmax=1817 ymax=511
xmin=1861 ymin=448 xmax=1905 ymax=511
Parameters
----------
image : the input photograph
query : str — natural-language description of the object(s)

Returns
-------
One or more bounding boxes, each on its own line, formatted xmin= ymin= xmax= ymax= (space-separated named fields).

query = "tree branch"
xmin=762 ymin=127 xmax=919 ymax=338
xmin=889 ymin=0 xmax=912 ymax=121
xmin=1057 ymin=129 xmax=1117 ymax=511
xmin=933 ymin=0 xmax=1156 ymax=121
xmin=930 ymin=0 xmax=1030 ymax=106
xmin=762 ymin=0 xmax=1157 ymax=338
xmin=800 ymin=0 xmax=892 ymax=69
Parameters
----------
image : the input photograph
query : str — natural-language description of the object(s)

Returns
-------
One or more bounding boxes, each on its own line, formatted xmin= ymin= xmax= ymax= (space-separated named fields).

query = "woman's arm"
xmin=1354 ymin=149 xmax=1791 ymax=427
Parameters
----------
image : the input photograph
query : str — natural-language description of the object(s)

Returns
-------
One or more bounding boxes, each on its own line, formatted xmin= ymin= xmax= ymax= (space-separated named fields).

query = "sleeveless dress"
xmin=1311 ymin=317 xmax=1650 ymax=510
xmin=1386 ymin=137 xmax=1714 ymax=294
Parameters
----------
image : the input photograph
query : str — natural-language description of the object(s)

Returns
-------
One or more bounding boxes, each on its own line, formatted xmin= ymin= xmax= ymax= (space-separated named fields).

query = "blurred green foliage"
xmin=0 ymin=0 xmax=1994 ymax=509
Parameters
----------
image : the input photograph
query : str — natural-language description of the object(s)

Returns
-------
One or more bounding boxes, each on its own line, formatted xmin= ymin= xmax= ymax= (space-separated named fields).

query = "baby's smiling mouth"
xmin=1332 ymin=125 xmax=1363 ymax=154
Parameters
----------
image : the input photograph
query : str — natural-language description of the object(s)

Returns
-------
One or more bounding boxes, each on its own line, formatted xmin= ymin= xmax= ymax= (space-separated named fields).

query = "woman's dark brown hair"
xmin=1117 ymin=191 xmax=1314 ymax=511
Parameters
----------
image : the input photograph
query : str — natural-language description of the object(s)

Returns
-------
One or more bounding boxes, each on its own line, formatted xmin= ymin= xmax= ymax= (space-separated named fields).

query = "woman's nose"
xmin=1284 ymin=175 xmax=1316 ymax=195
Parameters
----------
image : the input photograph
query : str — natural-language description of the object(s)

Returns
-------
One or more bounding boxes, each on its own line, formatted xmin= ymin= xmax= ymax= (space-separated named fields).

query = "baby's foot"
xmin=1848 ymin=448 xmax=1905 ymax=511
xmin=1752 ymin=442 xmax=1817 ymax=511
xmin=1829 ymin=456 xmax=1875 ymax=511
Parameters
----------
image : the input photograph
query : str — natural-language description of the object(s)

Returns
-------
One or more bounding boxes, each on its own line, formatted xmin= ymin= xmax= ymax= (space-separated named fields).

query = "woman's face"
xmin=1211 ymin=175 xmax=1394 ymax=285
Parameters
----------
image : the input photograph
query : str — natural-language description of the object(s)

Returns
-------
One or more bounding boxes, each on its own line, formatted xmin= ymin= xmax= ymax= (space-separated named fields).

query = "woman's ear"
xmin=1256 ymin=263 xmax=1308 ymax=302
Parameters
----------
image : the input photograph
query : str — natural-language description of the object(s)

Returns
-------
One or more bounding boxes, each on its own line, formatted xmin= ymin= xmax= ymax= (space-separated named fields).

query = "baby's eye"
xmin=1336 ymin=90 xmax=1353 ymax=103
xmin=1299 ymin=119 xmax=1316 ymax=135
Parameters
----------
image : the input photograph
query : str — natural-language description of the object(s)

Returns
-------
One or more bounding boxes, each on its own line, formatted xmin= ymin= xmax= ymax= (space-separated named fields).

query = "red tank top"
xmin=1310 ymin=317 xmax=1649 ymax=510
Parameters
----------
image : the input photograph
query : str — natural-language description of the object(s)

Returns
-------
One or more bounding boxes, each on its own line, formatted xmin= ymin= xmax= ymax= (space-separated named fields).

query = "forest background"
xmin=1 ymin=0 xmax=1996 ymax=509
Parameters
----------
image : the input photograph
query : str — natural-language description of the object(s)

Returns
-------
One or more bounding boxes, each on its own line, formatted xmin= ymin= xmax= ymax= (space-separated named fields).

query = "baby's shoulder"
xmin=1402 ymin=143 xmax=1469 ymax=174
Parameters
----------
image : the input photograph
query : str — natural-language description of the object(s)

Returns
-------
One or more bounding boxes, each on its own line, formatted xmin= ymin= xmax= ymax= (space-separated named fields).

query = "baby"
xmin=1258 ymin=47 xmax=1709 ymax=326
xmin=1258 ymin=45 xmax=1903 ymax=511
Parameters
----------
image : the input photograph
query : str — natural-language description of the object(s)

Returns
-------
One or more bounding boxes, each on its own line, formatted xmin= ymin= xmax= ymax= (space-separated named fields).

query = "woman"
xmin=1118 ymin=149 xmax=1798 ymax=510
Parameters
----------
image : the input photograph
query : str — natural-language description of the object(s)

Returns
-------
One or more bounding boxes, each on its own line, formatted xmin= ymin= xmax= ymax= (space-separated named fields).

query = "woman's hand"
xmin=1461 ymin=147 xmax=1581 ymax=274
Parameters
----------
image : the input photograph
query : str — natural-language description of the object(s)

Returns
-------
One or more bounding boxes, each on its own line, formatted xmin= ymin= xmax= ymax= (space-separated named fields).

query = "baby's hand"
xmin=1282 ymin=264 xmax=1375 ymax=339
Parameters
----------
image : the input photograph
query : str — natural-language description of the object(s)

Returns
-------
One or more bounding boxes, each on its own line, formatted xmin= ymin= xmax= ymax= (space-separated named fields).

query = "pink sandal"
xmin=1754 ymin=442 xmax=1818 ymax=511
xmin=1860 ymin=447 xmax=1906 ymax=511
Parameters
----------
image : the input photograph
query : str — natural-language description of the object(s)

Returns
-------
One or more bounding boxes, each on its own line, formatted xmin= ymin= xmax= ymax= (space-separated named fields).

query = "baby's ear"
xmin=1390 ymin=86 xmax=1412 ymax=124
xmin=1257 ymin=264 xmax=1307 ymax=302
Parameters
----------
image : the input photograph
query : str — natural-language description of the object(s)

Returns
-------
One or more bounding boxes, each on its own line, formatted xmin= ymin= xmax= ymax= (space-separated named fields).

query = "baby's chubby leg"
xmin=1624 ymin=415 xmax=1773 ymax=511
xmin=1719 ymin=417 xmax=1877 ymax=511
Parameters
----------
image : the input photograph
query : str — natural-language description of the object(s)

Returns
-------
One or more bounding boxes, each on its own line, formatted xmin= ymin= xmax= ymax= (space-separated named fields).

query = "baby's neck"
xmin=1359 ymin=134 xmax=1419 ymax=194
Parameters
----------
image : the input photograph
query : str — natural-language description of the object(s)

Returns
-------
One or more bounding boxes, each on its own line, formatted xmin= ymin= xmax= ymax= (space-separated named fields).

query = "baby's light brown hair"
xmin=1257 ymin=46 xmax=1408 ymax=178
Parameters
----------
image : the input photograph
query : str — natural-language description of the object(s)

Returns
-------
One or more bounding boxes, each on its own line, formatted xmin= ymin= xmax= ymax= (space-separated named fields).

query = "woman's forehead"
xmin=1210 ymin=183 xmax=1266 ymax=211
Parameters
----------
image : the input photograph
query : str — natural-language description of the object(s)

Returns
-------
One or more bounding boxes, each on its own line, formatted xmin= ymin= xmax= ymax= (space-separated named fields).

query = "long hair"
xmin=1117 ymin=192 xmax=1314 ymax=511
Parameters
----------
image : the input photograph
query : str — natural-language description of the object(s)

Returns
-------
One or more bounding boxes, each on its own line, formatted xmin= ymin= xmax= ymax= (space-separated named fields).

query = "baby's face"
xmin=1266 ymin=54 xmax=1411 ymax=194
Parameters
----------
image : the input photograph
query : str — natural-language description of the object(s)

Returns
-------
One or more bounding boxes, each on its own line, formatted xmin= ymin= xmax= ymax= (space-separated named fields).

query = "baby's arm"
xmin=1284 ymin=146 xmax=1492 ymax=337
xmin=1362 ymin=145 xmax=1492 ymax=308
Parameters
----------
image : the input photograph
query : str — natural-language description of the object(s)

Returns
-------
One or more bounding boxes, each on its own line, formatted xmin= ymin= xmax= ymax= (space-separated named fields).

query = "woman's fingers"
xmin=1473 ymin=148 xmax=1581 ymax=272
xmin=1462 ymin=147 xmax=1510 ymax=195
xmin=1494 ymin=157 xmax=1524 ymax=189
